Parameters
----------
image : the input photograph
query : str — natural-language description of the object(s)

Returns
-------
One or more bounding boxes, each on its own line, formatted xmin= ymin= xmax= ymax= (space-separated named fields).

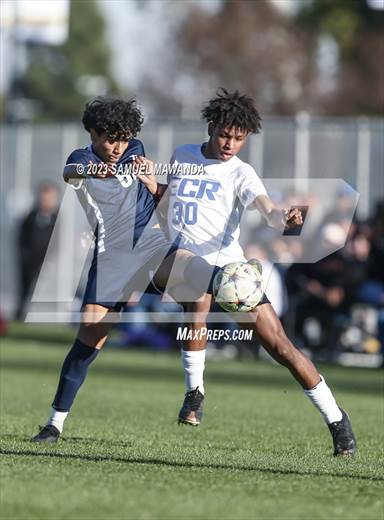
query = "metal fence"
xmin=1 ymin=116 xmax=383 ymax=315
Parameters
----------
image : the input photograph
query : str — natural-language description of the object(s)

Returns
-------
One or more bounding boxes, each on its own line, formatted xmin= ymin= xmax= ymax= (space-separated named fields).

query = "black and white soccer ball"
xmin=213 ymin=260 xmax=263 ymax=312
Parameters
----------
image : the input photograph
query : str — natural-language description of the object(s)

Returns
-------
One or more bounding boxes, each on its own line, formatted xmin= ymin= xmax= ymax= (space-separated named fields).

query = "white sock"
xmin=304 ymin=375 xmax=343 ymax=424
xmin=181 ymin=349 xmax=206 ymax=394
xmin=47 ymin=407 xmax=69 ymax=433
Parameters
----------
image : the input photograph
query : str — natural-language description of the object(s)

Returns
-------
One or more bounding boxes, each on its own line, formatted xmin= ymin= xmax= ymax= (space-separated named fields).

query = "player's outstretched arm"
xmin=63 ymin=163 xmax=86 ymax=183
xmin=251 ymin=194 xmax=303 ymax=231
xmin=63 ymin=162 xmax=115 ymax=184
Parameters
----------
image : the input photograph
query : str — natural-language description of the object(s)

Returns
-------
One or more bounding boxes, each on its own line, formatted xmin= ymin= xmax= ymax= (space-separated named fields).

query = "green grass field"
xmin=1 ymin=333 xmax=383 ymax=520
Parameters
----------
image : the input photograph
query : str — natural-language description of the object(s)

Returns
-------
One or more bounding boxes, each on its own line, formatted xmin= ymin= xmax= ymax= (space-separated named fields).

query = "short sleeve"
xmin=131 ymin=139 xmax=145 ymax=158
xmin=235 ymin=165 xmax=267 ymax=207
xmin=121 ymin=139 xmax=145 ymax=161
xmin=66 ymin=149 xmax=90 ymax=166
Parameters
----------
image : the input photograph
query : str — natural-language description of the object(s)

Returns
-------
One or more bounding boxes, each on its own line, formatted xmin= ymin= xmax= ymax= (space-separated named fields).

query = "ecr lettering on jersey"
xmin=174 ymin=178 xmax=220 ymax=200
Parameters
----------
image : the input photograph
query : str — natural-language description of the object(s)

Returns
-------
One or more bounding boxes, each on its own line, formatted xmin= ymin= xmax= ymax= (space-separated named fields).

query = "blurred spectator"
xmin=286 ymin=200 xmax=384 ymax=358
xmin=365 ymin=200 xmax=384 ymax=288
xmin=0 ymin=310 xmax=7 ymax=335
xmin=323 ymin=185 xmax=358 ymax=227
xmin=15 ymin=182 xmax=59 ymax=320
xmin=286 ymin=238 xmax=362 ymax=354
xmin=354 ymin=201 xmax=384 ymax=351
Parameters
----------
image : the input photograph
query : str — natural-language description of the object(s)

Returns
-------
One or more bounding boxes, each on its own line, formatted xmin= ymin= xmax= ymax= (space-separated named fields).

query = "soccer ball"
xmin=213 ymin=260 xmax=263 ymax=312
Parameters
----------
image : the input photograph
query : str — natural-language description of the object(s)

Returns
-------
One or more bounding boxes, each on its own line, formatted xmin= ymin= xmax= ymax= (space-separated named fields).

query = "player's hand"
xmin=133 ymin=156 xmax=157 ymax=195
xmin=283 ymin=208 xmax=303 ymax=229
xmin=94 ymin=161 xmax=111 ymax=179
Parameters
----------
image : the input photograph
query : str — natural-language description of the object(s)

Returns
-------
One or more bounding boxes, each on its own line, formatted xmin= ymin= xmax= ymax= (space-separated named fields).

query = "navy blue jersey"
xmin=66 ymin=139 xmax=163 ymax=253
xmin=65 ymin=139 xmax=173 ymax=309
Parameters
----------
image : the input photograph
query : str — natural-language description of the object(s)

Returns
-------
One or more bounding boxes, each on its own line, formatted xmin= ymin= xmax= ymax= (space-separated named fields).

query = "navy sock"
xmin=184 ymin=256 xmax=222 ymax=295
xmin=52 ymin=339 xmax=99 ymax=412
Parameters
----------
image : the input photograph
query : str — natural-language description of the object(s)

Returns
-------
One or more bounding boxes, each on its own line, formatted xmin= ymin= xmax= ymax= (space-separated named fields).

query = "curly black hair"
xmin=82 ymin=97 xmax=144 ymax=140
xmin=202 ymin=88 xmax=262 ymax=134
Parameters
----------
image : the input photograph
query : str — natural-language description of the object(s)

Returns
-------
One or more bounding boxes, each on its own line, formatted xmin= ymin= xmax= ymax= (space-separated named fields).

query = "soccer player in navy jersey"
xmin=32 ymin=97 xmax=219 ymax=443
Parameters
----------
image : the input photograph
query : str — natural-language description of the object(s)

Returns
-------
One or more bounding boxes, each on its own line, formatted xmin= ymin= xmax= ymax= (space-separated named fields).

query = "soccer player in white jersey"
xmin=149 ymin=89 xmax=356 ymax=456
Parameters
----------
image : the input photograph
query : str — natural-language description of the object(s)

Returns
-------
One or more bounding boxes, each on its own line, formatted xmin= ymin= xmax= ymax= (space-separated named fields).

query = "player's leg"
xmin=234 ymin=303 xmax=356 ymax=456
xmin=176 ymin=294 xmax=212 ymax=426
xmin=154 ymin=250 xmax=217 ymax=424
xmin=32 ymin=304 xmax=114 ymax=442
xmin=153 ymin=249 xmax=218 ymax=297
xmin=155 ymin=250 xmax=237 ymax=425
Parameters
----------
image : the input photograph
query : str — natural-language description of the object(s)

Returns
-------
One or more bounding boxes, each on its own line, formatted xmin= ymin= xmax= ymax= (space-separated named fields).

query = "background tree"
xmin=14 ymin=0 xmax=119 ymax=121
xmin=174 ymin=0 xmax=383 ymax=116
xmin=175 ymin=0 xmax=312 ymax=116
xmin=296 ymin=0 xmax=384 ymax=115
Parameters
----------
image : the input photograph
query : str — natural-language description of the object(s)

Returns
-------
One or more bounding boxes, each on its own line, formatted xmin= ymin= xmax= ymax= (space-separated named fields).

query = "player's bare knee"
xmin=81 ymin=316 xmax=93 ymax=327
xmin=187 ymin=297 xmax=211 ymax=324
xmin=78 ymin=321 xmax=98 ymax=339
xmin=192 ymin=307 xmax=210 ymax=323
xmin=78 ymin=327 xmax=107 ymax=349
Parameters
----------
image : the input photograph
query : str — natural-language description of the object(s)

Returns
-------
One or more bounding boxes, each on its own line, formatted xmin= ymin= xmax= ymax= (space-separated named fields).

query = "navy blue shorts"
xmin=82 ymin=244 xmax=179 ymax=311
xmin=257 ymin=293 xmax=270 ymax=306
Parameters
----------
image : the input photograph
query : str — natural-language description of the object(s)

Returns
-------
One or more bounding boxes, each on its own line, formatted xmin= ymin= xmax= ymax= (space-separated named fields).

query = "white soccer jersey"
xmin=167 ymin=144 xmax=267 ymax=266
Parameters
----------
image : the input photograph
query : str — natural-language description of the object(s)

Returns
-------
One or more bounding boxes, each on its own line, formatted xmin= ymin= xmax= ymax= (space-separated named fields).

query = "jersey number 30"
xmin=172 ymin=201 xmax=197 ymax=225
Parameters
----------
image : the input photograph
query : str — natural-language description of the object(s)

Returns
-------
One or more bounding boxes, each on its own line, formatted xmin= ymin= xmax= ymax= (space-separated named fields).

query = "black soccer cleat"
xmin=31 ymin=424 xmax=60 ymax=443
xmin=328 ymin=409 xmax=357 ymax=457
xmin=178 ymin=387 xmax=204 ymax=427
